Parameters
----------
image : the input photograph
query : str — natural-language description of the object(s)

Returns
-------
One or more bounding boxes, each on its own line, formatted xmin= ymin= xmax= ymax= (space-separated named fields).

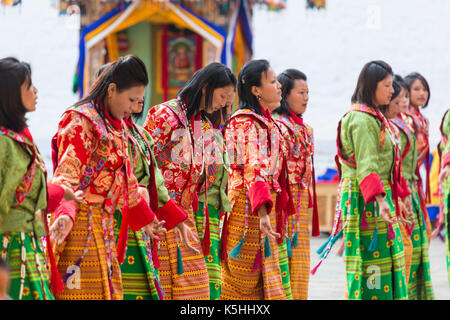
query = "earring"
xmin=256 ymin=94 xmax=262 ymax=101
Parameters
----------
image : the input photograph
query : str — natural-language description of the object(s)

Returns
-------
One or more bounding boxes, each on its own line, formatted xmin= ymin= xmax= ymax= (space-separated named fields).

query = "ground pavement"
xmin=308 ymin=235 xmax=450 ymax=300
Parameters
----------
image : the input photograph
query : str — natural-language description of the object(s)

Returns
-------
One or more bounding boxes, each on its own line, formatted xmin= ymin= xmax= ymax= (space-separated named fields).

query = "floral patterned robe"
xmin=51 ymin=103 xmax=154 ymax=300
xmin=143 ymin=98 xmax=210 ymax=300
xmin=221 ymin=107 xmax=291 ymax=300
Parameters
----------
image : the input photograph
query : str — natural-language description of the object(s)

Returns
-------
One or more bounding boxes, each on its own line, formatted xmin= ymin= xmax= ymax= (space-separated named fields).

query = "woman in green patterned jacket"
xmin=315 ymin=60 xmax=409 ymax=300
xmin=390 ymin=75 xmax=434 ymax=300
xmin=0 ymin=57 xmax=79 ymax=300
xmin=438 ymin=108 xmax=450 ymax=287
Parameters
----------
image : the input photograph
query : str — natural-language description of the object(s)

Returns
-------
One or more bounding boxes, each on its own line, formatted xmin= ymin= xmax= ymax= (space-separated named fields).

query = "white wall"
xmin=253 ymin=0 xmax=450 ymax=171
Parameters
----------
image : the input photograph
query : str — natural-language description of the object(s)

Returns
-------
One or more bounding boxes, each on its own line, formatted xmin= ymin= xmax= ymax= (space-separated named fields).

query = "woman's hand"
xmin=257 ymin=205 xmax=280 ymax=241
xmin=397 ymin=197 xmax=414 ymax=225
xmin=61 ymin=186 xmax=83 ymax=203
xmin=143 ymin=218 xmax=167 ymax=241
xmin=138 ymin=186 xmax=150 ymax=204
xmin=175 ymin=221 xmax=200 ymax=254
xmin=375 ymin=195 xmax=394 ymax=224
xmin=401 ymin=197 xmax=414 ymax=218
xmin=439 ymin=164 xmax=450 ymax=186
xmin=50 ymin=215 xmax=73 ymax=246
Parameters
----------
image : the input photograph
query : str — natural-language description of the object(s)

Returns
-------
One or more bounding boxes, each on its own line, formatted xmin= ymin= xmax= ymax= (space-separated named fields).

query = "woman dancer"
xmin=0 ymin=57 xmax=78 ymax=300
xmin=221 ymin=59 xmax=292 ymax=300
xmin=404 ymin=72 xmax=432 ymax=241
xmin=144 ymin=62 xmax=236 ymax=300
xmin=49 ymin=55 xmax=164 ymax=300
xmin=390 ymin=75 xmax=434 ymax=299
xmin=272 ymin=69 xmax=319 ymax=300
xmin=319 ymin=61 xmax=409 ymax=300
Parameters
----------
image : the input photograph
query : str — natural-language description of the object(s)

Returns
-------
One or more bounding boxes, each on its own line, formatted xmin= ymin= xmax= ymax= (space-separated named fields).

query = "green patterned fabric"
xmin=397 ymin=123 xmax=433 ymax=298
xmin=114 ymin=213 xmax=160 ymax=300
xmin=193 ymin=202 xmax=222 ymax=299
xmin=198 ymin=157 xmax=232 ymax=214
xmin=440 ymin=110 xmax=450 ymax=158
xmin=0 ymin=232 xmax=54 ymax=300
xmin=399 ymin=125 xmax=418 ymax=181
xmin=341 ymin=179 xmax=408 ymax=300
xmin=132 ymin=127 xmax=171 ymax=207
xmin=0 ymin=135 xmax=47 ymax=237
xmin=444 ymin=179 xmax=450 ymax=287
xmin=195 ymin=142 xmax=231 ymax=300
xmin=441 ymin=110 xmax=450 ymax=287
xmin=277 ymin=238 xmax=293 ymax=300
xmin=0 ymin=135 xmax=53 ymax=300
xmin=406 ymin=182 xmax=434 ymax=299
xmin=340 ymin=111 xmax=394 ymax=181
xmin=112 ymin=124 xmax=170 ymax=300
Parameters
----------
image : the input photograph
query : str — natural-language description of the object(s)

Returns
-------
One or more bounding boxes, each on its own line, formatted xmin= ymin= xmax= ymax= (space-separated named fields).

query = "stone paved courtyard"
xmin=308 ymin=235 xmax=450 ymax=300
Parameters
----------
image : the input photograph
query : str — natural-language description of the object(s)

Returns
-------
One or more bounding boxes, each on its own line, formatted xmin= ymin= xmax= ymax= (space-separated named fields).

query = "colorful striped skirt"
xmin=0 ymin=232 xmax=54 ymax=300
xmin=277 ymin=238 xmax=292 ymax=300
xmin=221 ymin=189 xmax=289 ymax=300
xmin=398 ymin=223 xmax=412 ymax=285
xmin=445 ymin=178 xmax=450 ymax=287
xmin=415 ymin=181 xmax=432 ymax=244
xmin=114 ymin=211 xmax=162 ymax=300
xmin=53 ymin=203 xmax=123 ymax=300
xmin=406 ymin=182 xmax=434 ymax=299
xmin=193 ymin=202 xmax=222 ymax=300
xmin=285 ymin=185 xmax=311 ymax=300
xmin=340 ymin=178 xmax=408 ymax=300
xmin=156 ymin=212 xmax=210 ymax=300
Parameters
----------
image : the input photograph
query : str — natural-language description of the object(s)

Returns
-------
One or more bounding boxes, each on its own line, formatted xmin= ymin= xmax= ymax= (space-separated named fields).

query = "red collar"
xmin=97 ymin=98 xmax=122 ymax=130
xmin=261 ymin=106 xmax=272 ymax=120
xmin=20 ymin=127 xmax=34 ymax=142
xmin=289 ymin=110 xmax=304 ymax=126
xmin=124 ymin=116 xmax=134 ymax=128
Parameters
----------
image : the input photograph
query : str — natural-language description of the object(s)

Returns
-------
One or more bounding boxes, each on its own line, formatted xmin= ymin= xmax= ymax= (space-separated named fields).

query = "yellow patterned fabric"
xmin=221 ymin=190 xmax=287 ymax=300
xmin=398 ymin=223 xmax=412 ymax=285
xmin=157 ymin=215 xmax=210 ymax=300
xmin=287 ymin=186 xmax=311 ymax=300
xmin=54 ymin=203 xmax=123 ymax=300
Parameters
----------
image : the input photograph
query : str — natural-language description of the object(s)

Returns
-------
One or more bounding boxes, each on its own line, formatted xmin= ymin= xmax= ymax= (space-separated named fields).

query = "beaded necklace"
xmin=1 ymin=232 xmax=8 ymax=262
xmin=130 ymin=126 xmax=152 ymax=166
xmin=30 ymin=232 xmax=47 ymax=299
xmin=101 ymin=210 xmax=115 ymax=288
xmin=18 ymin=233 xmax=26 ymax=300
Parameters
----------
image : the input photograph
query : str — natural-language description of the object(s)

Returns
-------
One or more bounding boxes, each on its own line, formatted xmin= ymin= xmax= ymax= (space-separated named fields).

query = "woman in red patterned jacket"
xmin=143 ymin=62 xmax=236 ymax=300
xmin=221 ymin=59 xmax=293 ymax=300
xmin=272 ymin=69 xmax=319 ymax=300
xmin=404 ymin=72 xmax=432 ymax=241
xmin=49 ymin=55 xmax=165 ymax=300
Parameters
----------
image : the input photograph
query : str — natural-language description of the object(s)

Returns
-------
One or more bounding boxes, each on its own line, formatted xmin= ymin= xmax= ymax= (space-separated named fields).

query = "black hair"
xmin=95 ymin=62 xmax=145 ymax=123
xmin=273 ymin=68 xmax=307 ymax=116
xmin=75 ymin=54 xmax=149 ymax=121
xmin=205 ymin=100 xmax=235 ymax=129
xmin=96 ymin=62 xmax=111 ymax=78
xmin=391 ymin=80 xmax=401 ymax=101
xmin=393 ymin=74 xmax=408 ymax=93
xmin=177 ymin=62 xmax=237 ymax=121
xmin=0 ymin=57 xmax=32 ymax=132
xmin=404 ymin=72 xmax=430 ymax=108
xmin=237 ymin=59 xmax=271 ymax=116
xmin=351 ymin=60 xmax=393 ymax=107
